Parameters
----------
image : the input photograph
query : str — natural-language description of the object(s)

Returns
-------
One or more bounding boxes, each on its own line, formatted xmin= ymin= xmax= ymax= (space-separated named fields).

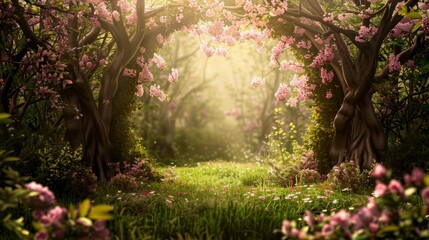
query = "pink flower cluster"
xmin=320 ymin=68 xmax=334 ymax=84
xmin=355 ymin=26 xmax=378 ymax=42
xmin=149 ymin=85 xmax=167 ymax=102
xmin=281 ymin=165 xmax=429 ymax=239
xmin=310 ymin=45 xmax=335 ymax=68
xmin=135 ymin=84 xmax=144 ymax=97
xmin=26 ymin=182 xmax=110 ymax=240
xmin=25 ymin=182 xmax=55 ymax=210
xmin=168 ymin=68 xmax=179 ymax=84
xmin=152 ymin=54 xmax=166 ymax=70
xmin=388 ymin=53 xmax=401 ymax=73
xmin=274 ymin=83 xmax=291 ymax=102
xmin=250 ymin=76 xmax=265 ymax=88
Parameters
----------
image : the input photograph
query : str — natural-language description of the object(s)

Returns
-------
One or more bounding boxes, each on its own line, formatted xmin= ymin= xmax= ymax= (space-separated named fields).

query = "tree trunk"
xmin=72 ymin=82 xmax=114 ymax=181
xmin=330 ymin=89 xmax=387 ymax=169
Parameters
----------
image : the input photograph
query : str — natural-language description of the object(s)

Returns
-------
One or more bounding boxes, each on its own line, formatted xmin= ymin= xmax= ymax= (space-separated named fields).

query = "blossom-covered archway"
xmin=1 ymin=0 xmax=427 ymax=180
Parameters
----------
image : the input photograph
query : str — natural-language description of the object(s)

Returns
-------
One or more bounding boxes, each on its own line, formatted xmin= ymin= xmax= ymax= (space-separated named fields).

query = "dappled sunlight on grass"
xmin=100 ymin=161 xmax=369 ymax=239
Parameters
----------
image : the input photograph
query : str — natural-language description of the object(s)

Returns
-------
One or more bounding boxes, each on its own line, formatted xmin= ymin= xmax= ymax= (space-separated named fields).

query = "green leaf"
xmin=4 ymin=157 xmax=19 ymax=162
xmin=398 ymin=5 xmax=408 ymax=16
xmin=88 ymin=204 xmax=113 ymax=220
xmin=412 ymin=20 xmax=423 ymax=32
xmin=0 ymin=113 xmax=12 ymax=123
xmin=405 ymin=11 xmax=422 ymax=19
xmin=79 ymin=199 xmax=91 ymax=217
xmin=424 ymin=175 xmax=429 ymax=186
xmin=405 ymin=187 xmax=416 ymax=197
xmin=77 ymin=217 xmax=92 ymax=227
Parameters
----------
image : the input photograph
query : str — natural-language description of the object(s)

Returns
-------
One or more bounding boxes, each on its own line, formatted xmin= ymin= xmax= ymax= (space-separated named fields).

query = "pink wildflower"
xmin=373 ymin=181 xmax=387 ymax=197
xmin=422 ymin=187 xmax=429 ymax=204
xmin=388 ymin=179 xmax=405 ymax=197
xmin=371 ymin=164 xmax=386 ymax=179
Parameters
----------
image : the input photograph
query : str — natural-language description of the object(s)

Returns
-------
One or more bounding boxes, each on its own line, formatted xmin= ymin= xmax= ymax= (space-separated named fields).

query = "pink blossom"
xmin=419 ymin=2 xmax=429 ymax=10
xmin=85 ymin=62 xmax=93 ymax=69
xmin=112 ymin=10 xmax=120 ymax=22
xmin=321 ymin=224 xmax=334 ymax=237
xmin=422 ymin=187 xmax=429 ymax=204
xmin=200 ymin=42 xmax=215 ymax=57
xmin=152 ymin=54 xmax=166 ymax=70
xmin=281 ymin=220 xmax=291 ymax=235
xmin=275 ymin=83 xmax=291 ymax=102
xmin=411 ymin=168 xmax=425 ymax=185
xmin=311 ymin=45 xmax=335 ymax=68
xmin=149 ymin=85 xmax=167 ymax=102
xmin=371 ymin=164 xmax=386 ymax=179
xmin=355 ymin=26 xmax=378 ymax=42
xmin=404 ymin=174 xmax=412 ymax=185
xmin=25 ymin=182 xmax=55 ymax=210
xmin=373 ymin=181 xmax=387 ymax=197
xmin=122 ymin=68 xmax=136 ymax=77
xmin=214 ymin=47 xmax=228 ymax=56
xmin=388 ymin=54 xmax=401 ymax=73
xmin=388 ymin=179 xmax=405 ymax=197
xmin=304 ymin=211 xmax=315 ymax=229
xmin=168 ymin=68 xmax=179 ymax=84
xmin=135 ymin=84 xmax=144 ymax=97
xmin=34 ymin=231 xmax=49 ymax=240
xmin=330 ymin=210 xmax=350 ymax=229
xmin=326 ymin=91 xmax=333 ymax=99
xmin=138 ymin=64 xmax=153 ymax=83
xmin=250 ymin=77 xmax=265 ymax=88
xmin=243 ymin=0 xmax=253 ymax=12
xmin=320 ymin=68 xmax=334 ymax=84
xmin=156 ymin=34 xmax=164 ymax=44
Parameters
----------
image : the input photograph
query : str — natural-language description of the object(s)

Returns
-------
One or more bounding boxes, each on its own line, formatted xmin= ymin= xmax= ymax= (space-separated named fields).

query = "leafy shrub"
xmin=34 ymin=144 xmax=97 ymax=198
xmin=326 ymin=161 xmax=361 ymax=192
xmin=108 ymin=174 xmax=139 ymax=192
xmin=0 ymin=144 xmax=112 ymax=239
xmin=279 ymin=164 xmax=429 ymax=239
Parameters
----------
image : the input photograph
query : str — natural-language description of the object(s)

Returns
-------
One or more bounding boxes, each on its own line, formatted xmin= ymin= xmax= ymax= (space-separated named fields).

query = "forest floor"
xmin=101 ymin=161 xmax=369 ymax=240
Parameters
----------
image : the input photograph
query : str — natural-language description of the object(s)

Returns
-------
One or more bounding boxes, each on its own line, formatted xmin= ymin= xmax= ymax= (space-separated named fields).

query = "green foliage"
xmin=264 ymin=107 xmax=321 ymax=187
xmin=33 ymin=144 xmax=97 ymax=199
xmin=108 ymin=174 xmax=139 ymax=193
xmin=0 ymin=150 xmax=30 ymax=238
xmin=110 ymin=75 xmax=150 ymax=165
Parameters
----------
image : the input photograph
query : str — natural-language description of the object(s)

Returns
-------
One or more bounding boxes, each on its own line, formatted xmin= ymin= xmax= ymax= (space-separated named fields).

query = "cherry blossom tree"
xmin=231 ymin=0 xmax=428 ymax=169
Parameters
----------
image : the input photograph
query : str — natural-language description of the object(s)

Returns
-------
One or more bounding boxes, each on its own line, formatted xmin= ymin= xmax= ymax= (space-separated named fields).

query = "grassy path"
xmin=103 ymin=161 xmax=368 ymax=240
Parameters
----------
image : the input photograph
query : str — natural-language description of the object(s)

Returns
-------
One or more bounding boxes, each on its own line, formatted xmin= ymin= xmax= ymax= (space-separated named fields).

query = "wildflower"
xmin=25 ymin=182 xmax=55 ymax=210
xmin=373 ymin=181 xmax=387 ymax=197
xmin=34 ymin=231 xmax=49 ymax=240
xmin=411 ymin=168 xmax=425 ymax=185
xmin=388 ymin=179 xmax=405 ymax=198
xmin=330 ymin=210 xmax=350 ymax=229
xmin=371 ymin=164 xmax=386 ymax=179
xmin=422 ymin=187 xmax=429 ymax=204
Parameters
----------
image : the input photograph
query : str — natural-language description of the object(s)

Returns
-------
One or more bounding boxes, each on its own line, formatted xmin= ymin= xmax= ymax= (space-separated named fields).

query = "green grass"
xmin=99 ymin=161 xmax=369 ymax=240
